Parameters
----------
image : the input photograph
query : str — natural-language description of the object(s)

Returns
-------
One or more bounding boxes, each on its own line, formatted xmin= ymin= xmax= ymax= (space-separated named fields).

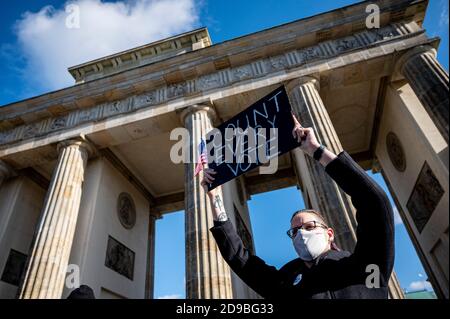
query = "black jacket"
xmin=210 ymin=151 xmax=395 ymax=299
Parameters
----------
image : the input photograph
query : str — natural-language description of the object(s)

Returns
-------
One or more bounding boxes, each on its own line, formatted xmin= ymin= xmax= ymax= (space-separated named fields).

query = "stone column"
xmin=286 ymin=77 xmax=404 ymax=298
xmin=397 ymin=45 xmax=449 ymax=143
xmin=180 ymin=104 xmax=233 ymax=299
xmin=18 ymin=139 xmax=93 ymax=299
xmin=0 ymin=159 xmax=15 ymax=188
xmin=286 ymin=77 xmax=358 ymax=252
xmin=145 ymin=213 xmax=159 ymax=299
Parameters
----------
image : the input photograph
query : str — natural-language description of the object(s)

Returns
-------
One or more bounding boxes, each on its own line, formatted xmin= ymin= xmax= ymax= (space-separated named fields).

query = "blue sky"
xmin=0 ymin=0 xmax=448 ymax=299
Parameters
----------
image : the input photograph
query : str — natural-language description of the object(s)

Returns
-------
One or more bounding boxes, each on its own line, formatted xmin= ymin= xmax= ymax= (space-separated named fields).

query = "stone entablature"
xmin=0 ymin=0 xmax=427 ymax=126
xmin=68 ymin=28 xmax=211 ymax=84
xmin=0 ymin=23 xmax=431 ymax=152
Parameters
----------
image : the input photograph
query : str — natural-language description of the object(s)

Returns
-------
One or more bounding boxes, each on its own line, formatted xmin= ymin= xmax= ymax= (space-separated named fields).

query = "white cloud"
xmin=439 ymin=0 xmax=449 ymax=28
xmin=13 ymin=0 xmax=200 ymax=92
xmin=157 ymin=294 xmax=182 ymax=299
xmin=408 ymin=280 xmax=433 ymax=292
xmin=393 ymin=206 xmax=403 ymax=226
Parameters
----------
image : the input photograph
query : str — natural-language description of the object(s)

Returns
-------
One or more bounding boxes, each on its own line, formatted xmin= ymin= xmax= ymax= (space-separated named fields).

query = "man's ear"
xmin=327 ymin=228 xmax=334 ymax=243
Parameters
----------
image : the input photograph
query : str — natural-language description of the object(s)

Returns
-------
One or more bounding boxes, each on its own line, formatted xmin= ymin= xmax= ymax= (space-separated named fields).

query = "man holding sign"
xmin=200 ymin=115 xmax=395 ymax=299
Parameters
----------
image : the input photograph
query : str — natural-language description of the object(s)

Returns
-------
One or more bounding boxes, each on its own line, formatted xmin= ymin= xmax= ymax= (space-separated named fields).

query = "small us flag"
xmin=194 ymin=138 xmax=207 ymax=176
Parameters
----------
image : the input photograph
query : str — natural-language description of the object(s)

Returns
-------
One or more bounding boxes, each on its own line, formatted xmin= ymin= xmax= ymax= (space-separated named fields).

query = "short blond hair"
xmin=290 ymin=209 xmax=328 ymax=227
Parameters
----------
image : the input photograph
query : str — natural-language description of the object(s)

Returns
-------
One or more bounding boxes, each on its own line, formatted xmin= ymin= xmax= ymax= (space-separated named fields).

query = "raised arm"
xmin=293 ymin=115 xmax=394 ymax=283
xmin=324 ymin=151 xmax=395 ymax=283
xmin=202 ymin=177 xmax=287 ymax=298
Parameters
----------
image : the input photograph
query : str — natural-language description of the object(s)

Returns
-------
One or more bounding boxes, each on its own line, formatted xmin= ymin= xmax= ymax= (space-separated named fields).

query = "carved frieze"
xmin=299 ymin=45 xmax=324 ymax=63
xmin=77 ymin=106 xmax=101 ymax=122
xmin=334 ymin=36 xmax=360 ymax=53
xmin=198 ymin=73 xmax=221 ymax=90
xmin=167 ymin=82 xmax=188 ymax=99
xmin=268 ymin=55 xmax=289 ymax=71
xmin=0 ymin=24 xmax=404 ymax=147
xmin=49 ymin=116 xmax=68 ymax=131
xmin=22 ymin=123 xmax=40 ymax=139
xmin=232 ymin=65 xmax=252 ymax=81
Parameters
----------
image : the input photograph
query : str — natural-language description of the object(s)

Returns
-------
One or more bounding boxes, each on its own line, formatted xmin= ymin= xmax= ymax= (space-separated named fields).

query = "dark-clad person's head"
xmin=287 ymin=209 xmax=337 ymax=263
xmin=67 ymin=285 xmax=96 ymax=299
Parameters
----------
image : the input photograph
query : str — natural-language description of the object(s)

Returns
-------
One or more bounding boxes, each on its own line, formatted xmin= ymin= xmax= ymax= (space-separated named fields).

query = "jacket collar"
xmin=281 ymin=250 xmax=351 ymax=275
xmin=314 ymin=249 xmax=350 ymax=266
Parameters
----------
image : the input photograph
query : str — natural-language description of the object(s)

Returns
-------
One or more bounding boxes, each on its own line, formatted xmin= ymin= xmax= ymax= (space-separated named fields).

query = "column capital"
xmin=395 ymin=45 xmax=437 ymax=75
xmin=56 ymin=138 xmax=95 ymax=159
xmin=178 ymin=103 xmax=217 ymax=127
xmin=284 ymin=76 xmax=320 ymax=93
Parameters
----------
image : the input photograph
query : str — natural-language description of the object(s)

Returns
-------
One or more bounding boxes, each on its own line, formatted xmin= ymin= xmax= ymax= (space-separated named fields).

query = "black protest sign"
xmin=205 ymin=86 xmax=300 ymax=190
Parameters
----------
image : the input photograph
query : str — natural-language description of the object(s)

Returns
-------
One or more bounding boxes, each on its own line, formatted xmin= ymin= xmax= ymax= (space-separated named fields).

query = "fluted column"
xmin=180 ymin=105 xmax=233 ymax=299
xmin=286 ymin=77 xmax=358 ymax=252
xmin=397 ymin=45 xmax=449 ymax=143
xmin=18 ymin=139 xmax=93 ymax=299
xmin=287 ymin=77 xmax=404 ymax=299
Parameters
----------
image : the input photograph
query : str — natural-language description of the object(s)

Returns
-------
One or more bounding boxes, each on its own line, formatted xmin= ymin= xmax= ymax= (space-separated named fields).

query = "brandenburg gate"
xmin=0 ymin=0 xmax=448 ymax=299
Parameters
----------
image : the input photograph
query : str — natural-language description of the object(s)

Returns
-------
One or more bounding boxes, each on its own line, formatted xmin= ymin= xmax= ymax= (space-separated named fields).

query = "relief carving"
xmin=232 ymin=65 xmax=252 ymax=81
xmin=198 ymin=73 xmax=220 ymax=90
xmin=1 ymin=249 xmax=27 ymax=286
xmin=168 ymin=82 xmax=187 ymax=98
xmin=104 ymin=100 xmax=129 ymax=117
xmin=406 ymin=162 xmax=444 ymax=233
xmin=105 ymin=236 xmax=135 ymax=280
xmin=269 ymin=55 xmax=288 ymax=70
xmin=117 ymin=192 xmax=136 ymax=229
xmin=334 ymin=36 xmax=359 ymax=52
xmin=0 ymin=130 xmax=13 ymax=144
xmin=49 ymin=116 xmax=67 ymax=131
xmin=22 ymin=124 xmax=40 ymax=139
xmin=299 ymin=46 xmax=323 ymax=63
xmin=78 ymin=107 xmax=98 ymax=122
xmin=134 ymin=92 xmax=157 ymax=109
xmin=386 ymin=131 xmax=406 ymax=172
xmin=374 ymin=27 xmax=398 ymax=41
xmin=0 ymin=23 xmax=404 ymax=147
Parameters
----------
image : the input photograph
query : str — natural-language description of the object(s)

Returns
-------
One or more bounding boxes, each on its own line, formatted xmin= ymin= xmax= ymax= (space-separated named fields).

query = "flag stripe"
xmin=194 ymin=138 xmax=207 ymax=177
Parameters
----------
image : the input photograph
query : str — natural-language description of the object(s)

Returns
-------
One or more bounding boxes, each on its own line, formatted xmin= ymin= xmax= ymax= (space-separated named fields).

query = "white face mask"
xmin=293 ymin=228 xmax=329 ymax=261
